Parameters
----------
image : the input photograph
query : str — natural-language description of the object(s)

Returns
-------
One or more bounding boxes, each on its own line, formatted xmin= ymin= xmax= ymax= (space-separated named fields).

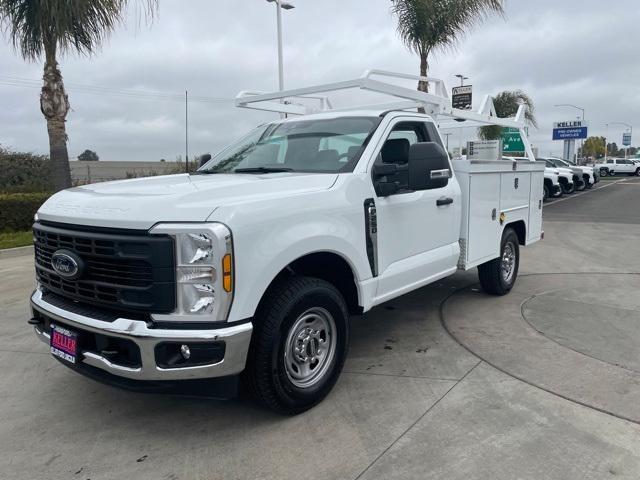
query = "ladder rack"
xmin=236 ymin=69 xmax=535 ymax=161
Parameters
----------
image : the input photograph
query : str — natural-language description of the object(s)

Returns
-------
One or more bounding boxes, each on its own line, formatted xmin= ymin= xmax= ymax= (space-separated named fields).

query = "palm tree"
xmin=391 ymin=0 xmax=504 ymax=92
xmin=0 ymin=0 xmax=156 ymax=192
xmin=478 ymin=90 xmax=537 ymax=140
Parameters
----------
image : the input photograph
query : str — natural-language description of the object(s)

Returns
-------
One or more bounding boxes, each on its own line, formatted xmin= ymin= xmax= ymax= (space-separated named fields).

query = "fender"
xmin=211 ymin=184 xmax=375 ymax=322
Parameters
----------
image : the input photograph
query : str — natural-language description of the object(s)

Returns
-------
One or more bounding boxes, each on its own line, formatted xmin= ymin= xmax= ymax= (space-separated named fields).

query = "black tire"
xmin=245 ymin=276 xmax=349 ymax=415
xmin=600 ymin=168 xmax=608 ymax=177
xmin=636 ymin=168 xmax=640 ymax=177
xmin=543 ymin=183 xmax=549 ymax=201
xmin=478 ymin=228 xmax=520 ymax=296
xmin=576 ymin=180 xmax=586 ymax=191
xmin=585 ymin=177 xmax=593 ymax=189
xmin=561 ymin=182 xmax=575 ymax=194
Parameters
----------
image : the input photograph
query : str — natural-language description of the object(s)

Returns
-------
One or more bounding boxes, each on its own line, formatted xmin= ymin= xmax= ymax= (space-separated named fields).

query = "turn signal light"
xmin=222 ymin=254 xmax=233 ymax=293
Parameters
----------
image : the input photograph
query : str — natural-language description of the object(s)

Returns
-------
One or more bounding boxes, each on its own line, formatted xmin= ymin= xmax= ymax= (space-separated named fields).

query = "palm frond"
xmin=391 ymin=0 xmax=504 ymax=56
xmin=0 ymin=0 xmax=157 ymax=60
xmin=478 ymin=89 xmax=538 ymax=141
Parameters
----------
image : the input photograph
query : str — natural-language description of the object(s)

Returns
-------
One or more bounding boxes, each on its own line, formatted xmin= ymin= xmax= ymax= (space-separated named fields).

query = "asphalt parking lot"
xmin=2 ymin=177 xmax=640 ymax=480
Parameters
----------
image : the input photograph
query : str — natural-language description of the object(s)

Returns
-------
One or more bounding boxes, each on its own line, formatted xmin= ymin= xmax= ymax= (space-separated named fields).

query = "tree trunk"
xmin=41 ymin=41 xmax=72 ymax=192
xmin=418 ymin=53 xmax=429 ymax=93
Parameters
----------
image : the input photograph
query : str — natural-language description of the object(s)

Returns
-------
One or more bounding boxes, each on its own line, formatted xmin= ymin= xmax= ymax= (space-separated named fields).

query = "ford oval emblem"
xmin=51 ymin=250 xmax=84 ymax=280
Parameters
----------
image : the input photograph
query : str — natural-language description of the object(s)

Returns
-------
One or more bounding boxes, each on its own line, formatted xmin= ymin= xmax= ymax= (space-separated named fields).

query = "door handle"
xmin=436 ymin=197 xmax=454 ymax=207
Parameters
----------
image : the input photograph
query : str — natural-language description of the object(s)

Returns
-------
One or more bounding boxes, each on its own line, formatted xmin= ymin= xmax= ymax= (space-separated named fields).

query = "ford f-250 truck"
xmin=29 ymin=71 xmax=544 ymax=414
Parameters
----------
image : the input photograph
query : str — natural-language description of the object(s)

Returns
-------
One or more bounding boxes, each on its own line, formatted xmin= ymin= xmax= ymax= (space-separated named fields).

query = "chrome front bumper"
xmin=31 ymin=289 xmax=253 ymax=381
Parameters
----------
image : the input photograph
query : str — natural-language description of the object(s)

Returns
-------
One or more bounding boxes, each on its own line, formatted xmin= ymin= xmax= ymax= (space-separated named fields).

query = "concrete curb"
xmin=0 ymin=245 xmax=33 ymax=260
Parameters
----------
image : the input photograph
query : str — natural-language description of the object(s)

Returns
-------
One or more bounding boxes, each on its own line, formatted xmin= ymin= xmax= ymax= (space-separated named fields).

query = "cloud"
xmin=1 ymin=0 xmax=638 ymax=161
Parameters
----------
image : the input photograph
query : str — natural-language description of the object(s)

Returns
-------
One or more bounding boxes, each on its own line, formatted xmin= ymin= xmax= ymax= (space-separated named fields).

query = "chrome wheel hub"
xmin=501 ymin=242 xmax=516 ymax=284
xmin=284 ymin=307 xmax=336 ymax=389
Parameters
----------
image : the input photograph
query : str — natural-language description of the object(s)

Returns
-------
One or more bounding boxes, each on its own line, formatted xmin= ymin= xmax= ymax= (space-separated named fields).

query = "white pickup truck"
xmin=29 ymin=71 xmax=544 ymax=414
xmin=595 ymin=158 xmax=640 ymax=177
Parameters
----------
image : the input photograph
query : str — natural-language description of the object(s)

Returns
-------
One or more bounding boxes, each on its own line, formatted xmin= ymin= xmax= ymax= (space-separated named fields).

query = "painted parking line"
xmin=544 ymin=179 xmax=628 ymax=207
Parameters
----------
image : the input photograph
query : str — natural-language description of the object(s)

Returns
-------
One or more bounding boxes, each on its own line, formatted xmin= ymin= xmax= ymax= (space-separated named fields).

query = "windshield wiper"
xmin=233 ymin=167 xmax=293 ymax=174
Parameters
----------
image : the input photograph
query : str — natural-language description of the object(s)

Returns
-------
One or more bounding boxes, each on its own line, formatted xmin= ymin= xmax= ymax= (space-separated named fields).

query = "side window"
xmin=607 ymin=159 xmax=614 ymax=164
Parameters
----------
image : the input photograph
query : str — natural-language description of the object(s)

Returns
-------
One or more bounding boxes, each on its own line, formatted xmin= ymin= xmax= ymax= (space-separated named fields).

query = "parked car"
xmin=541 ymin=158 xmax=586 ymax=191
xmin=595 ymin=158 xmax=640 ymax=177
xmin=28 ymin=71 xmax=544 ymax=414
xmin=548 ymin=157 xmax=597 ymax=188
xmin=539 ymin=158 xmax=576 ymax=194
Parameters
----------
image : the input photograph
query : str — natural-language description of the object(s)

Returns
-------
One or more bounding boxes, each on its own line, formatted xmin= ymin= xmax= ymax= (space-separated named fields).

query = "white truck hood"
xmin=38 ymin=172 xmax=338 ymax=230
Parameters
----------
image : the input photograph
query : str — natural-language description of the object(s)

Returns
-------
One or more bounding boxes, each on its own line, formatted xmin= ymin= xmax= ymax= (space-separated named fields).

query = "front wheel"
xmin=561 ymin=182 xmax=575 ymax=194
xmin=245 ymin=276 xmax=349 ymax=415
xmin=600 ymin=168 xmax=608 ymax=177
xmin=478 ymin=228 xmax=520 ymax=296
xmin=636 ymin=168 xmax=640 ymax=177
xmin=543 ymin=183 xmax=549 ymax=201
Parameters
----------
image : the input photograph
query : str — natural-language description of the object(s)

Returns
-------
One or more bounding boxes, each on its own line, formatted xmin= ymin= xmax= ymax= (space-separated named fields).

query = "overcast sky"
xmin=1 ymin=0 xmax=638 ymax=161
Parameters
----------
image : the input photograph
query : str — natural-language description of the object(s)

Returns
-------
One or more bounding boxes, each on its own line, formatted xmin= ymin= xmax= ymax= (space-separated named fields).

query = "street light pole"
xmin=605 ymin=123 xmax=609 ymax=163
xmin=455 ymin=74 xmax=469 ymax=87
xmin=266 ymin=0 xmax=295 ymax=92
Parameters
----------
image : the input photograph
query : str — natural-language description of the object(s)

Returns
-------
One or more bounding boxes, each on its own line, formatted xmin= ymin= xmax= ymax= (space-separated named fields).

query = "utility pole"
xmin=185 ymin=90 xmax=189 ymax=173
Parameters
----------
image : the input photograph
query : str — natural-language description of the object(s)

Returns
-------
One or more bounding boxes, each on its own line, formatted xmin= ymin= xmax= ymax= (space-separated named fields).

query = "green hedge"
xmin=0 ymin=193 xmax=51 ymax=232
xmin=0 ymin=147 xmax=54 ymax=193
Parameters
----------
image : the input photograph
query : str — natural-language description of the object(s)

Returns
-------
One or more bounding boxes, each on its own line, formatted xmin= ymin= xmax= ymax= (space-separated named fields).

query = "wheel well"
xmin=543 ymin=177 xmax=553 ymax=188
xmin=260 ymin=252 xmax=361 ymax=316
xmin=506 ymin=220 xmax=526 ymax=245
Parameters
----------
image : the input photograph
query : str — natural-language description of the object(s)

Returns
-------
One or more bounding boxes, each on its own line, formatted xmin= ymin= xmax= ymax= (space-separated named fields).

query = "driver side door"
xmin=370 ymin=118 xmax=462 ymax=304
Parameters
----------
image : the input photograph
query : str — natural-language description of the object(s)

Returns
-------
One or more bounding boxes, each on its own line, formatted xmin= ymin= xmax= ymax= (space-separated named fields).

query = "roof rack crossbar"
xmin=235 ymin=69 xmax=529 ymax=131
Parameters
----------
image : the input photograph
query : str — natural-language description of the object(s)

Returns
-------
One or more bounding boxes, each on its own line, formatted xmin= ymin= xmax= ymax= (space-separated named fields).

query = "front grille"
xmin=34 ymin=222 xmax=176 ymax=314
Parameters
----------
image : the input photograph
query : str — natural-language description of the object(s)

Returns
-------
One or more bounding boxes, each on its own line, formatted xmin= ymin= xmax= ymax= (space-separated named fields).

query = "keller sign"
xmin=552 ymin=120 xmax=588 ymax=140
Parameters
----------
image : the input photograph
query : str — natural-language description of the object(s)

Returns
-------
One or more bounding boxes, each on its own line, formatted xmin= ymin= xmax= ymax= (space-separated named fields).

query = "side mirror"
xmin=199 ymin=154 xmax=212 ymax=168
xmin=408 ymin=142 xmax=451 ymax=191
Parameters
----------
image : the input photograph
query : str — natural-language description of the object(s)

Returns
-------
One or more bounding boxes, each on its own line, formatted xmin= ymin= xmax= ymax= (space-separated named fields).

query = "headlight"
xmin=149 ymin=223 xmax=234 ymax=322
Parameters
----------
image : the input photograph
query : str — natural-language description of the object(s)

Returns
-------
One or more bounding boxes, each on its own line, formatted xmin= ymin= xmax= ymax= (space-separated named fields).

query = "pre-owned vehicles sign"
xmin=552 ymin=120 xmax=588 ymax=140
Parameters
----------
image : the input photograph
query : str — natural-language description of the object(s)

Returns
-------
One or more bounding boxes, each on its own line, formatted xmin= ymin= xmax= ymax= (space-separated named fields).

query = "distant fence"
xmin=70 ymin=161 xmax=182 ymax=184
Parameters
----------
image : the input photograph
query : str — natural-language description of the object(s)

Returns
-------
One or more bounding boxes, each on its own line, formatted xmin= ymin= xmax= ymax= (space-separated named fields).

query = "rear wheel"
xmin=478 ymin=228 xmax=520 ymax=296
xmin=636 ymin=168 xmax=640 ymax=176
xmin=245 ymin=276 xmax=349 ymax=415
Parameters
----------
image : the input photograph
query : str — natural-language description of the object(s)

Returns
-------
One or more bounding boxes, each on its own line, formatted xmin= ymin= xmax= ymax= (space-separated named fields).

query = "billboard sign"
xmin=623 ymin=132 xmax=632 ymax=147
xmin=452 ymin=85 xmax=473 ymax=110
xmin=552 ymin=120 xmax=588 ymax=140
xmin=502 ymin=128 xmax=525 ymax=152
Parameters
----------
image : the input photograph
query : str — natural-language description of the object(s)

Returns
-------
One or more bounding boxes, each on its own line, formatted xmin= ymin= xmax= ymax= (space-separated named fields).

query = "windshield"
xmin=198 ymin=116 xmax=380 ymax=174
xmin=552 ymin=159 xmax=570 ymax=167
